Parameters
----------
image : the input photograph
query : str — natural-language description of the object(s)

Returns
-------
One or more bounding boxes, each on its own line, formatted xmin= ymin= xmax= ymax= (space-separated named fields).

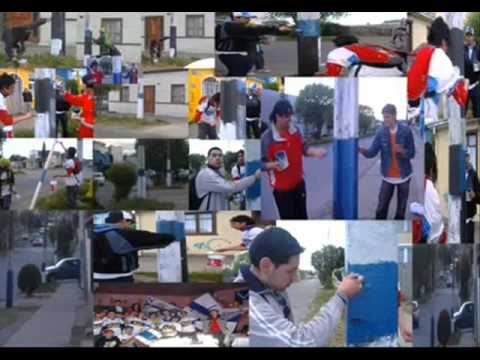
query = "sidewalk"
xmin=4 ymin=282 xmax=86 ymax=347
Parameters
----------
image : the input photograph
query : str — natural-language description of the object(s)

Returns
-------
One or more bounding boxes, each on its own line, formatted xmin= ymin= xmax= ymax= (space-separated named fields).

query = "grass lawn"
xmin=0 ymin=54 xmax=81 ymax=69
xmin=97 ymin=113 xmax=169 ymax=129
xmin=303 ymin=287 xmax=346 ymax=347
xmin=142 ymin=56 xmax=200 ymax=69
xmin=36 ymin=281 xmax=60 ymax=294
xmin=0 ymin=305 xmax=40 ymax=335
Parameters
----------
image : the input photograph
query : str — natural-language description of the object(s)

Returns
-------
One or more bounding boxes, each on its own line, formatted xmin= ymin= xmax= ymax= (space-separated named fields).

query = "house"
xmin=0 ymin=12 xmax=215 ymax=64
xmin=408 ymin=12 xmax=437 ymax=51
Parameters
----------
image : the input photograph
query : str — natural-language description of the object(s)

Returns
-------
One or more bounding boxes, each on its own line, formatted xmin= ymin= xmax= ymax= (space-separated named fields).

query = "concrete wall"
xmin=433 ymin=126 xmax=451 ymax=217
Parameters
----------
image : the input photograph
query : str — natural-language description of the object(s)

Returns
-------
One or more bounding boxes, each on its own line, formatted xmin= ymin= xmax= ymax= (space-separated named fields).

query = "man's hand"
xmin=337 ymin=274 xmax=364 ymax=300
xmin=401 ymin=326 xmax=413 ymax=343
xmin=358 ymin=147 xmax=367 ymax=156
xmin=278 ymin=25 xmax=294 ymax=33
xmin=394 ymin=144 xmax=406 ymax=157
xmin=254 ymin=169 xmax=262 ymax=180
xmin=265 ymin=161 xmax=282 ymax=172
xmin=307 ymin=147 xmax=328 ymax=159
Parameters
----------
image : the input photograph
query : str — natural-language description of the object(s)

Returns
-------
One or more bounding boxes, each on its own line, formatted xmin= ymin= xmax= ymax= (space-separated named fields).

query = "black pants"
xmin=56 ymin=113 xmax=69 ymax=138
xmin=198 ymin=123 xmax=218 ymax=139
xmin=273 ymin=181 xmax=308 ymax=220
xmin=246 ymin=119 xmax=260 ymax=139
xmin=465 ymin=220 xmax=475 ymax=244
xmin=67 ymin=185 xmax=78 ymax=209
xmin=218 ymin=54 xmax=252 ymax=76
xmin=467 ymin=86 xmax=480 ymax=118
xmin=375 ymin=180 xmax=410 ymax=220
xmin=0 ymin=195 xmax=12 ymax=210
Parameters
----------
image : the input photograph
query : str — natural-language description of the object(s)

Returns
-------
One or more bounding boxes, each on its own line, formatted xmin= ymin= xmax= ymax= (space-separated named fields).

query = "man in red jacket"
xmin=64 ymin=82 xmax=96 ymax=138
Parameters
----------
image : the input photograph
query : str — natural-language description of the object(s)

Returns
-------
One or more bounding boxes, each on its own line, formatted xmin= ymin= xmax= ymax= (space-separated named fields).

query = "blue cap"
xmin=249 ymin=227 xmax=304 ymax=267
xmin=233 ymin=12 xmax=257 ymax=19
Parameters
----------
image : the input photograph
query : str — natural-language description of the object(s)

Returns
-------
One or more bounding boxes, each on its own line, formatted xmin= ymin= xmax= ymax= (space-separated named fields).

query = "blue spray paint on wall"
xmin=333 ymin=138 xmax=358 ymax=219
xmin=297 ymin=20 xmax=321 ymax=38
xmin=246 ymin=160 xmax=261 ymax=200
xmin=156 ymin=220 xmax=184 ymax=242
xmin=347 ymin=261 xmax=398 ymax=346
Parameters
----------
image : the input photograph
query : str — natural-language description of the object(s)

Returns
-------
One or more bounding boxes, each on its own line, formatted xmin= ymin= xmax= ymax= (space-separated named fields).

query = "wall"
xmin=433 ymin=126 xmax=450 ymax=217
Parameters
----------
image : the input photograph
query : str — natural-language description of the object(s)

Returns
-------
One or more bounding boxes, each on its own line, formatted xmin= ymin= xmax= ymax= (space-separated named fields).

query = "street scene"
xmin=93 ymin=139 xmax=189 ymax=210
xmin=261 ymin=77 xmax=423 ymax=220
xmin=0 ymin=139 xmax=93 ymax=210
xmin=93 ymin=283 xmax=249 ymax=347
xmin=413 ymin=244 xmax=479 ymax=347
xmin=0 ymin=211 xmax=91 ymax=347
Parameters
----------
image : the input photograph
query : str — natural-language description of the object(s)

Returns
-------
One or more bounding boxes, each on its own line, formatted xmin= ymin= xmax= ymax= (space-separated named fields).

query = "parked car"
xmin=45 ymin=258 xmax=81 ymax=282
xmin=453 ymin=301 xmax=474 ymax=331
xmin=31 ymin=237 xmax=44 ymax=247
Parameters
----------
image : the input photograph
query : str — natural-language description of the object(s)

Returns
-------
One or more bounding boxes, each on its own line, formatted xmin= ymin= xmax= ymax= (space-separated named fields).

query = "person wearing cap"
xmin=53 ymin=147 xmax=81 ymax=209
xmin=239 ymin=227 xmax=363 ymax=347
xmin=465 ymin=26 xmax=480 ymax=118
xmin=359 ymin=104 xmax=415 ymax=220
xmin=217 ymin=12 xmax=293 ymax=76
xmin=261 ymin=98 xmax=328 ymax=220
xmin=64 ymin=79 xmax=96 ymax=139
xmin=0 ymin=158 xmax=15 ymax=210
xmin=92 ymin=211 xmax=176 ymax=283
xmin=195 ymin=147 xmax=262 ymax=211
xmin=0 ymin=73 xmax=35 ymax=138
xmin=22 ymin=87 xmax=33 ymax=113
xmin=216 ymin=215 xmax=265 ymax=253
xmin=246 ymin=85 xmax=262 ymax=139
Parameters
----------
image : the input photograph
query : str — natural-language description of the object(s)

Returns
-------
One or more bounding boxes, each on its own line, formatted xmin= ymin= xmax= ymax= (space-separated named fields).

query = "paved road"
xmin=96 ymin=116 xmax=188 ymax=139
xmin=11 ymin=167 xmax=93 ymax=210
xmin=261 ymin=127 xmax=424 ymax=220
xmin=286 ymin=278 xmax=322 ymax=323
xmin=0 ymin=245 xmax=55 ymax=303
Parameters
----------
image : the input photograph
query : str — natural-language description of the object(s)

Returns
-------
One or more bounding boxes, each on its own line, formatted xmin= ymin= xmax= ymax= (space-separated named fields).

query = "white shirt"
xmin=63 ymin=159 xmax=80 ymax=187
xmin=241 ymin=227 xmax=264 ymax=248
xmin=198 ymin=99 xmax=217 ymax=126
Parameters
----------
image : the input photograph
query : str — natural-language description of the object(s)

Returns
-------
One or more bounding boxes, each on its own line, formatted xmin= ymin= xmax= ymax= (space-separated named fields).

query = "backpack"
xmin=189 ymin=173 xmax=211 ymax=210
xmin=73 ymin=158 xmax=82 ymax=175
xmin=215 ymin=23 xmax=235 ymax=52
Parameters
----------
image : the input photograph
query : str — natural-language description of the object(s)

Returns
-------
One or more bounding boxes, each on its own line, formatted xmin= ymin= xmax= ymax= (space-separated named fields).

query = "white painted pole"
xmin=29 ymin=141 xmax=58 ymax=210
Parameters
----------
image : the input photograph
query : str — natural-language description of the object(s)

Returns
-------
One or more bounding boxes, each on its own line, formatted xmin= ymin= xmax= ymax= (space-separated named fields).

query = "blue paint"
xmin=156 ymin=220 xmax=184 ymax=242
xmin=113 ymin=72 xmax=122 ymax=85
xmin=346 ymin=261 xmax=398 ymax=346
xmin=333 ymin=138 xmax=358 ymax=219
xmin=297 ymin=20 xmax=321 ymax=38
xmin=6 ymin=269 xmax=13 ymax=308
xmin=246 ymin=160 xmax=261 ymax=200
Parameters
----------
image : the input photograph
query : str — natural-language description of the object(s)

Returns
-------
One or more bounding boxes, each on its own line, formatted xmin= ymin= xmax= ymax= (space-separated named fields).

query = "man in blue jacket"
xmin=359 ymin=104 xmax=415 ymax=220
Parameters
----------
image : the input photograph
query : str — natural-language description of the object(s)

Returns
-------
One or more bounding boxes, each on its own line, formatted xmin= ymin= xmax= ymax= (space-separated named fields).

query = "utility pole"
xmin=136 ymin=67 xmax=144 ymax=119
xmin=137 ymin=145 xmax=146 ymax=199
xmin=346 ymin=222 xmax=399 ymax=346
xmin=333 ymin=78 xmax=359 ymax=219
xmin=166 ymin=141 xmax=172 ymax=188
xmin=50 ymin=12 xmax=66 ymax=56
xmin=445 ymin=12 xmax=466 ymax=244
xmin=297 ymin=12 xmax=321 ymax=76
xmin=6 ymin=211 xmax=14 ymax=308
xmin=168 ymin=13 xmax=177 ymax=58
xmin=220 ymin=79 xmax=246 ymax=139
xmin=83 ymin=12 xmax=92 ymax=67
xmin=34 ymin=68 xmax=56 ymax=138
xmin=246 ymin=139 xmax=261 ymax=211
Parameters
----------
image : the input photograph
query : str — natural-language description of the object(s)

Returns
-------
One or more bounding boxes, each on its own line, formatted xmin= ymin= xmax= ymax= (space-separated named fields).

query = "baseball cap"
xmin=233 ymin=12 xmax=257 ymax=19
xmin=465 ymin=26 xmax=475 ymax=36
xmin=105 ymin=211 xmax=135 ymax=224
xmin=249 ymin=227 xmax=304 ymax=267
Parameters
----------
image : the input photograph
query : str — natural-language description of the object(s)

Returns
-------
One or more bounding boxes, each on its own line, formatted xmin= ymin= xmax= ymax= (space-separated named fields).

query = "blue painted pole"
xmin=334 ymin=78 xmax=359 ymax=219
xmin=156 ymin=215 xmax=187 ymax=282
xmin=112 ymin=55 xmax=123 ymax=85
xmin=6 ymin=212 xmax=14 ymax=308
xmin=346 ymin=222 xmax=399 ymax=347
xmin=246 ymin=140 xmax=261 ymax=211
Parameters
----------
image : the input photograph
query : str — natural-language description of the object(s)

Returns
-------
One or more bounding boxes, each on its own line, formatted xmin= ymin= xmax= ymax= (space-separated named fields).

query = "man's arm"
xmin=217 ymin=244 xmax=247 ymax=253
xmin=226 ymin=22 xmax=289 ymax=38
xmin=250 ymin=292 xmax=345 ymax=347
xmin=201 ymin=170 xmax=258 ymax=195
xmin=122 ymin=230 xmax=176 ymax=251
xmin=360 ymin=130 xmax=382 ymax=158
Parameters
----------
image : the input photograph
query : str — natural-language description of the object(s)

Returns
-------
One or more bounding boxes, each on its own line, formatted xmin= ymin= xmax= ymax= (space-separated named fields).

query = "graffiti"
xmin=191 ymin=238 xmax=231 ymax=252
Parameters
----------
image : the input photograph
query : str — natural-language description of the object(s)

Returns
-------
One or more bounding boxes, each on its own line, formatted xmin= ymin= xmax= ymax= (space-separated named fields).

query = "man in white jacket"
xmin=195 ymin=147 xmax=261 ymax=211
xmin=240 ymin=227 xmax=364 ymax=347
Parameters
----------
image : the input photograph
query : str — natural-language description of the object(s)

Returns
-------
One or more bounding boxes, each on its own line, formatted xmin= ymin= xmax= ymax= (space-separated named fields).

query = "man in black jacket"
xmin=56 ymin=85 xmax=71 ymax=138
xmin=217 ymin=12 xmax=293 ymax=76
xmin=465 ymin=27 xmax=480 ymax=118
xmin=93 ymin=211 xmax=176 ymax=283
xmin=465 ymin=153 xmax=480 ymax=243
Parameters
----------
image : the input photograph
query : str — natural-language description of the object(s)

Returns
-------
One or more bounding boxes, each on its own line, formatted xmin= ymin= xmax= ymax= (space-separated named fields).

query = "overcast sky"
xmin=189 ymin=140 xmax=245 ymax=156
xmin=276 ymin=221 xmax=346 ymax=271
xmin=2 ymin=139 xmax=92 ymax=159
xmin=284 ymin=77 xmax=335 ymax=97
xmin=334 ymin=12 xmax=406 ymax=26
xmin=359 ymin=78 xmax=407 ymax=120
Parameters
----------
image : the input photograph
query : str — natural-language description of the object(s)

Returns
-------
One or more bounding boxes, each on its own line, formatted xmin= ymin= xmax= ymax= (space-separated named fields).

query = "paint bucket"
xmin=50 ymin=180 xmax=58 ymax=193
xmin=207 ymin=255 xmax=225 ymax=270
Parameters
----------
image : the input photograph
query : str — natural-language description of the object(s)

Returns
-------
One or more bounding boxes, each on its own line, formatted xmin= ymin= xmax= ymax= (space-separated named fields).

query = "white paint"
xmin=345 ymin=222 xmax=399 ymax=264
xmin=334 ymin=78 xmax=359 ymax=139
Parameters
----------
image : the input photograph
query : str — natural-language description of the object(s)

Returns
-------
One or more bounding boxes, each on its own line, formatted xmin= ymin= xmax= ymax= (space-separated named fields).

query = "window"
xmin=185 ymin=212 xmax=216 ymax=235
xmin=120 ymin=86 xmax=129 ymax=102
xmin=202 ymin=77 xmax=219 ymax=98
xmin=101 ymin=18 xmax=123 ymax=44
xmin=186 ymin=15 xmax=204 ymax=37
xmin=171 ymin=84 xmax=185 ymax=104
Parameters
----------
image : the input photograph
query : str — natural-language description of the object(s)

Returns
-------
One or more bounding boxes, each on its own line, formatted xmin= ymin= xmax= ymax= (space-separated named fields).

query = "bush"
xmin=222 ymin=252 xmax=250 ymax=280
xmin=110 ymin=198 xmax=175 ymax=210
xmin=189 ymin=272 xmax=224 ymax=283
xmin=17 ymin=264 xmax=42 ymax=297
xmin=37 ymin=182 xmax=94 ymax=210
xmin=437 ymin=309 xmax=451 ymax=347
xmin=105 ymin=164 xmax=137 ymax=201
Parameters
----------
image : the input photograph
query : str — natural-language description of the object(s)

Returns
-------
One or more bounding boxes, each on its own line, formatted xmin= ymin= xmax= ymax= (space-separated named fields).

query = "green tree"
xmin=189 ymin=154 xmax=207 ymax=174
xmin=466 ymin=13 xmax=480 ymax=42
xmin=359 ymin=105 xmax=376 ymax=136
xmin=311 ymin=245 xmax=345 ymax=289
xmin=295 ymin=83 xmax=334 ymax=139
xmin=106 ymin=163 xmax=137 ymax=201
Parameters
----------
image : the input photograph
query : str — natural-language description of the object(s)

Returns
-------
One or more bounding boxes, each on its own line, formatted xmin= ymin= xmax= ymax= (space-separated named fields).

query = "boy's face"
xmin=1 ymin=84 xmax=15 ymax=97
xmin=275 ymin=113 xmax=291 ymax=131
xmin=231 ymin=221 xmax=245 ymax=231
xmin=262 ymin=255 xmax=300 ymax=292
xmin=383 ymin=112 xmax=396 ymax=128
xmin=107 ymin=311 xmax=115 ymax=319
xmin=208 ymin=150 xmax=223 ymax=169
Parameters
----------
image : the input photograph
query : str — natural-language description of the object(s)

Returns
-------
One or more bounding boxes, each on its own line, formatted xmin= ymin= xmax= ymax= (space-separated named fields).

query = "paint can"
xmin=207 ymin=255 xmax=225 ymax=270
xmin=50 ymin=180 xmax=58 ymax=193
